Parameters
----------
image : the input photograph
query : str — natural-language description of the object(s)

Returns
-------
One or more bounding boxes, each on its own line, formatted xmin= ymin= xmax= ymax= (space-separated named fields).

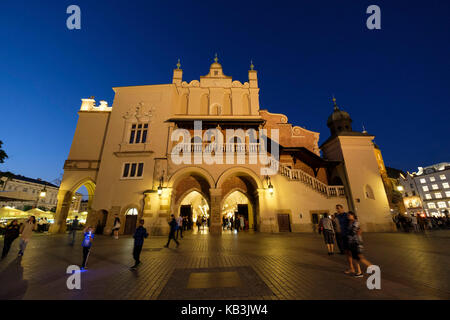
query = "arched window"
xmin=126 ymin=208 xmax=138 ymax=215
xmin=365 ymin=185 xmax=375 ymax=200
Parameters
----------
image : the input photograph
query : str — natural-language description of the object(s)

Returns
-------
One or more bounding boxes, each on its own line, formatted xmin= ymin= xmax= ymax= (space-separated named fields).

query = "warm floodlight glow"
xmin=396 ymin=185 xmax=404 ymax=191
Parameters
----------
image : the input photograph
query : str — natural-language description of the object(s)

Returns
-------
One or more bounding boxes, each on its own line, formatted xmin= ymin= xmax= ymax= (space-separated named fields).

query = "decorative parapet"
xmin=80 ymin=98 xmax=112 ymax=112
xmin=63 ymin=160 xmax=101 ymax=171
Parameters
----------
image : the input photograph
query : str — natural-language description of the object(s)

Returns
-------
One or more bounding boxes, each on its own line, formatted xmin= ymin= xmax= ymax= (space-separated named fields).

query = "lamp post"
xmin=35 ymin=186 xmax=47 ymax=209
xmin=265 ymin=175 xmax=274 ymax=195
xmin=157 ymin=171 xmax=164 ymax=197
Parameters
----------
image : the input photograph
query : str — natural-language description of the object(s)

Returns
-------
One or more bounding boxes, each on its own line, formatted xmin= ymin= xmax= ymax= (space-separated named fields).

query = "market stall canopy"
xmin=0 ymin=206 xmax=28 ymax=218
xmin=25 ymin=208 xmax=54 ymax=219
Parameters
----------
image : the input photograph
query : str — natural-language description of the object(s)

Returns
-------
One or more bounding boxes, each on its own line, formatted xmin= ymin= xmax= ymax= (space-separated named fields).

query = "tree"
xmin=0 ymin=140 xmax=7 ymax=163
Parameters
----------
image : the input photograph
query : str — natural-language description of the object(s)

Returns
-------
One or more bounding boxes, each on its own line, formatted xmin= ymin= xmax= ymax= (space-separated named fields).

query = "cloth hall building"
xmin=50 ymin=58 xmax=394 ymax=235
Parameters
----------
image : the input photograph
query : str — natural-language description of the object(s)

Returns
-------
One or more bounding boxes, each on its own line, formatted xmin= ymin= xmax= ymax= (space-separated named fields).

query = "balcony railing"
xmin=271 ymin=158 xmax=345 ymax=198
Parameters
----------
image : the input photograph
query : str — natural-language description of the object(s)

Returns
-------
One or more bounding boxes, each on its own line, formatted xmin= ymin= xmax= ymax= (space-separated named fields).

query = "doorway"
xmin=277 ymin=214 xmax=291 ymax=232
xmin=124 ymin=208 xmax=138 ymax=235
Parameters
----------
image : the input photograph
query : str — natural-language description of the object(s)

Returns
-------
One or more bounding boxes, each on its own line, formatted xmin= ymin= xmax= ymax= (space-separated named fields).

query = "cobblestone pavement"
xmin=0 ymin=230 xmax=449 ymax=300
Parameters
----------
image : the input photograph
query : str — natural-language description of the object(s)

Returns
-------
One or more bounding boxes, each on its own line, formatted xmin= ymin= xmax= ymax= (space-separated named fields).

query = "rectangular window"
xmin=430 ymin=177 xmax=435 ymax=182
xmin=137 ymin=163 xmax=144 ymax=177
xmin=422 ymin=186 xmax=429 ymax=192
xmin=123 ymin=163 xmax=130 ymax=178
xmin=432 ymin=184 xmax=439 ymax=190
xmin=122 ymin=162 xmax=144 ymax=179
xmin=130 ymin=163 xmax=137 ymax=177
xmin=420 ymin=178 xmax=426 ymax=184
xmin=435 ymin=192 xmax=442 ymax=199
xmin=440 ymin=174 xmax=446 ymax=180
xmin=445 ymin=191 xmax=450 ymax=198
xmin=428 ymin=203 xmax=436 ymax=209
xmin=443 ymin=182 xmax=449 ymax=189
xmin=129 ymin=123 xmax=148 ymax=144
xmin=437 ymin=202 xmax=446 ymax=208
xmin=425 ymin=194 xmax=432 ymax=199
xmin=412 ymin=190 xmax=416 ymax=196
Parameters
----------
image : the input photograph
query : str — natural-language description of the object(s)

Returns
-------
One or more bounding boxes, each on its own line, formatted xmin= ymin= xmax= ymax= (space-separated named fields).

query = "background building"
xmin=399 ymin=163 xmax=450 ymax=217
xmin=0 ymin=172 xmax=59 ymax=211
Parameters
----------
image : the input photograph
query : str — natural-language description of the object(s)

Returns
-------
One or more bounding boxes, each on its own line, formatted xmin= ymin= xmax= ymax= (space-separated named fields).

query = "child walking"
xmin=81 ymin=226 xmax=94 ymax=270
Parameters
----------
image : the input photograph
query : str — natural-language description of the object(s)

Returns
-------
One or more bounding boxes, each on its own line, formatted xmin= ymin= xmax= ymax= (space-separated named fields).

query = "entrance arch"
xmin=178 ymin=190 xmax=210 ymax=233
xmin=51 ymin=177 xmax=96 ymax=233
xmin=221 ymin=189 xmax=255 ymax=231
xmin=217 ymin=167 xmax=262 ymax=232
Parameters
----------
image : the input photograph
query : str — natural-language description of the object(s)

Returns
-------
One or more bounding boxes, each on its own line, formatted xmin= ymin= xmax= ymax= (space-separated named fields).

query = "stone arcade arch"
xmin=214 ymin=167 xmax=263 ymax=233
xmin=221 ymin=189 xmax=256 ymax=231
xmin=50 ymin=177 xmax=96 ymax=233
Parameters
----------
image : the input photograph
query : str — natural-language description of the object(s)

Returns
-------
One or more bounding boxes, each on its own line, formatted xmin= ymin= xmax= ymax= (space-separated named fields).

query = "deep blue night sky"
xmin=1 ymin=0 xmax=449 ymax=184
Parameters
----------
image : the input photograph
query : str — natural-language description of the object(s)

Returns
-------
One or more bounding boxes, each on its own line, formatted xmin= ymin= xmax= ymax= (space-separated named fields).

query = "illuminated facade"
xmin=399 ymin=163 xmax=450 ymax=217
xmin=50 ymin=57 xmax=394 ymax=235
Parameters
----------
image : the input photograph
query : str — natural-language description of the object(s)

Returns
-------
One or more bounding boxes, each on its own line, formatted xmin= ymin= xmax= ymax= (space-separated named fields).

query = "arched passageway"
xmin=221 ymin=190 xmax=255 ymax=232
xmin=50 ymin=178 xmax=96 ymax=233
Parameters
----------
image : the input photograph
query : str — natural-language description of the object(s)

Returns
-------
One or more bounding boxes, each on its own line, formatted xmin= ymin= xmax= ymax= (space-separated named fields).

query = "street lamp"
xmin=157 ymin=171 xmax=164 ymax=196
xmin=265 ymin=175 xmax=274 ymax=195
xmin=35 ymin=186 xmax=47 ymax=208
xmin=396 ymin=185 xmax=404 ymax=192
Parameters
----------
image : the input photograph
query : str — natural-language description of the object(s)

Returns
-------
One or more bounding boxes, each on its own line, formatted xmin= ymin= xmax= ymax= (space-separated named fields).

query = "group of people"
xmin=222 ymin=214 xmax=248 ymax=231
xmin=318 ymin=205 xmax=374 ymax=278
xmin=393 ymin=213 xmax=450 ymax=233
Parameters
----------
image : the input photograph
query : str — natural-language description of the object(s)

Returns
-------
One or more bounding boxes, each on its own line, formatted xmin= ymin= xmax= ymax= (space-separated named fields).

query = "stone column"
xmin=209 ymin=188 xmax=223 ymax=235
xmin=49 ymin=190 xmax=72 ymax=233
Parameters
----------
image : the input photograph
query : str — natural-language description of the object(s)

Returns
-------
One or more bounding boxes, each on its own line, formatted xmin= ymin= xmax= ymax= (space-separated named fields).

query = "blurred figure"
xmin=164 ymin=214 xmax=179 ymax=248
xmin=18 ymin=216 xmax=36 ymax=257
xmin=69 ymin=215 xmax=79 ymax=245
xmin=1 ymin=220 xmax=20 ymax=259
xmin=347 ymin=212 xmax=373 ymax=278
xmin=319 ymin=214 xmax=335 ymax=255
xmin=112 ymin=216 xmax=121 ymax=239
xmin=131 ymin=219 xmax=148 ymax=269
xmin=81 ymin=226 xmax=94 ymax=270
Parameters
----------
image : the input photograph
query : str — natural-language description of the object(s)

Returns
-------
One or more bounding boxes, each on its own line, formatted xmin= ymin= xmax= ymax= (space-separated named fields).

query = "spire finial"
xmin=250 ymin=59 xmax=254 ymax=70
xmin=176 ymin=58 xmax=181 ymax=69
xmin=362 ymin=124 xmax=367 ymax=134
xmin=332 ymin=95 xmax=339 ymax=110
xmin=214 ymin=53 xmax=218 ymax=63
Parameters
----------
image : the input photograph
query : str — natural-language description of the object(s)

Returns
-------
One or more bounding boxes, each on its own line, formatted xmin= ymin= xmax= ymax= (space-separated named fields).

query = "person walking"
xmin=164 ymin=214 xmax=179 ymax=248
xmin=1 ymin=220 xmax=20 ymax=259
xmin=347 ymin=212 xmax=374 ymax=278
xmin=335 ymin=205 xmax=355 ymax=274
xmin=175 ymin=215 xmax=183 ymax=240
xmin=131 ymin=219 xmax=149 ymax=269
xmin=69 ymin=216 xmax=79 ymax=245
xmin=319 ymin=214 xmax=335 ymax=255
xmin=112 ymin=216 xmax=121 ymax=239
xmin=81 ymin=226 xmax=94 ymax=270
xmin=332 ymin=214 xmax=344 ymax=254
xmin=240 ymin=215 xmax=245 ymax=231
xmin=411 ymin=214 xmax=419 ymax=232
xmin=18 ymin=216 xmax=36 ymax=257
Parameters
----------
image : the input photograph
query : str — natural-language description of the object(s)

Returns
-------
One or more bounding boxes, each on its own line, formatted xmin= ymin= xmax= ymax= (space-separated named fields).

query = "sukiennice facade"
xmin=50 ymin=58 xmax=394 ymax=235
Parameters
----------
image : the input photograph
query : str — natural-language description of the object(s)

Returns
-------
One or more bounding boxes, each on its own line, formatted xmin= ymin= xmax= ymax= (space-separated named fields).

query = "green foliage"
xmin=0 ymin=140 xmax=8 ymax=164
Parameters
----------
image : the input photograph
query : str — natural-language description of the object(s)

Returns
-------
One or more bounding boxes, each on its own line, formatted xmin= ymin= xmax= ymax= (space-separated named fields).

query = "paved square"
xmin=159 ymin=266 xmax=273 ymax=299
xmin=0 ymin=230 xmax=449 ymax=300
